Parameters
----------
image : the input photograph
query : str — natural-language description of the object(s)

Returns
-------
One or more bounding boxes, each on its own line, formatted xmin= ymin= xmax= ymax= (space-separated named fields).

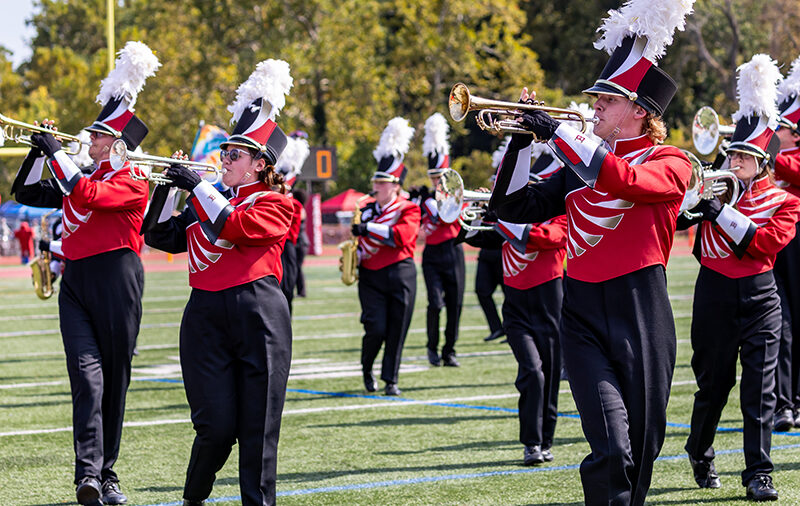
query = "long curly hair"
xmin=249 ymin=148 xmax=287 ymax=194
xmin=644 ymin=113 xmax=667 ymax=144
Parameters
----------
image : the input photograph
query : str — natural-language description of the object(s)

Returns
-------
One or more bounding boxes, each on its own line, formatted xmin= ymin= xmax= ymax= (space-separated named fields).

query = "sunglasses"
xmin=220 ymin=148 xmax=252 ymax=162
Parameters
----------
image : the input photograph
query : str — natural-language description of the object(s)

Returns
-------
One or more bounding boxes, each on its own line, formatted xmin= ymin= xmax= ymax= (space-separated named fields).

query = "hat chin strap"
xmin=603 ymin=99 xmax=635 ymax=148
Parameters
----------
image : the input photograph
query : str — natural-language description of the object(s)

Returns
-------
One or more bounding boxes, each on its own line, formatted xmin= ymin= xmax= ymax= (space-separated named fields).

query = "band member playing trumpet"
xmin=420 ymin=113 xmax=464 ymax=367
xmin=10 ymin=41 xmax=159 ymax=506
xmin=351 ymin=117 xmax=420 ymax=396
xmin=681 ymin=55 xmax=800 ymax=501
xmin=459 ymin=145 xmax=567 ymax=466
xmin=772 ymin=56 xmax=800 ymax=432
xmin=143 ymin=60 xmax=294 ymax=506
xmin=488 ymin=2 xmax=695 ymax=503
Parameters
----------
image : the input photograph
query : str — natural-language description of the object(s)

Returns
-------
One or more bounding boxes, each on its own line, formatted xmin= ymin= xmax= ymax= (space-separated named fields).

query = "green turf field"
xmin=2 ymin=254 xmax=800 ymax=505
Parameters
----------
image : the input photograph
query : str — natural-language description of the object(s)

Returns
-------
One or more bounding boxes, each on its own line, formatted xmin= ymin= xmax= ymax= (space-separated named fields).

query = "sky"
xmin=0 ymin=0 xmax=36 ymax=68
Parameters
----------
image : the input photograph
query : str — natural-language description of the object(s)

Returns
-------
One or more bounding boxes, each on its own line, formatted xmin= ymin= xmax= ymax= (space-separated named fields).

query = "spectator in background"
xmin=14 ymin=221 xmax=34 ymax=264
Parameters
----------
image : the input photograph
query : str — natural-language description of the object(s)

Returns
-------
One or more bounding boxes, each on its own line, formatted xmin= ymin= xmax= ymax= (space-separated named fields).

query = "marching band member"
xmin=10 ymin=41 xmax=159 ymax=506
xmin=459 ymin=144 xmax=567 ymax=466
xmin=772 ymin=56 xmax=800 ymax=432
xmin=681 ymin=55 xmax=800 ymax=501
xmin=275 ymin=131 xmax=311 ymax=313
xmin=143 ymin=60 xmax=294 ymax=506
xmin=420 ymin=113 xmax=464 ymax=367
xmin=488 ymin=1 xmax=695 ymax=503
xmin=351 ymin=117 xmax=420 ymax=396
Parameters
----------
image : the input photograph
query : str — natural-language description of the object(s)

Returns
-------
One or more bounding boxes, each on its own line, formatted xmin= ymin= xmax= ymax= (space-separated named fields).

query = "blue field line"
xmin=136 ymin=443 xmax=800 ymax=505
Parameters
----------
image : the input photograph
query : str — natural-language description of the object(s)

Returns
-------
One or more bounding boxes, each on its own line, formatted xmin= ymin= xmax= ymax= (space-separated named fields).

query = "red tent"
xmin=321 ymin=189 xmax=374 ymax=214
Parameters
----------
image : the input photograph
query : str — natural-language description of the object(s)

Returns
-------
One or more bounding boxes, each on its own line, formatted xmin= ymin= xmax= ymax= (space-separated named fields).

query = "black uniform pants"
xmin=180 ymin=276 xmax=292 ymax=506
xmin=503 ymin=279 xmax=561 ymax=448
xmin=358 ymin=258 xmax=416 ymax=384
xmin=476 ymin=248 xmax=504 ymax=334
xmin=561 ymin=265 xmax=675 ymax=506
xmin=280 ymin=241 xmax=297 ymax=314
xmin=685 ymin=267 xmax=780 ymax=485
xmin=59 ymin=248 xmax=144 ymax=484
xmin=774 ymin=222 xmax=800 ymax=413
xmin=422 ymin=240 xmax=465 ymax=357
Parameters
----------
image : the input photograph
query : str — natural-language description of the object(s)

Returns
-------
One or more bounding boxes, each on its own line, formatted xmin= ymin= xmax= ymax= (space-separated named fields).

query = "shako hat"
xmin=778 ymin=56 xmax=800 ymax=132
xmin=222 ymin=59 xmax=293 ymax=166
xmin=372 ymin=117 xmax=415 ymax=184
xmin=85 ymin=41 xmax=160 ymax=150
xmin=727 ymin=54 xmax=782 ymax=160
xmin=583 ymin=0 xmax=695 ymax=116
xmin=274 ymin=133 xmax=310 ymax=188
xmin=422 ymin=113 xmax=450 ymax=177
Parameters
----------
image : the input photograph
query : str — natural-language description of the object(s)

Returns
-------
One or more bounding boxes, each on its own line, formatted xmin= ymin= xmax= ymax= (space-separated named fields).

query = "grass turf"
xmin=1 ymin=252 xmax=800 ymax=505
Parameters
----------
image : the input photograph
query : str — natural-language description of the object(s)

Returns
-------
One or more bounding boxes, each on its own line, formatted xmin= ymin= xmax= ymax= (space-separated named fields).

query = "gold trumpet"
xmin=449 ymin=83 xmax=598 ymax=139
xmin=0 ymin=112 xmax=89 ymax=156
xmin=435 ymin=169 xmax=494 ymax=232
xmin=109 ymin=139 xmax=222 ymax=185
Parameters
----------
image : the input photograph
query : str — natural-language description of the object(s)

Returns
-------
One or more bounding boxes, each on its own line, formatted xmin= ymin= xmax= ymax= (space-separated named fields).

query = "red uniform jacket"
xmin=496 ymin=216 xmax=567 ymax=290
xmin=774 ymin=147 xmax=800 ymax=201
xmin=420 ymin=197 xmax=461 ymax=245
xmin=700 ymin=175 xmax=800 ymax=278
xmin=55 ymin=160 xmax=148 ymax=260
xmin=185 ymin=181 xmax=293 ymax=291
xmin=285 ymin=196 xmax=304 ymax=245
xmin=357 ymin=196 xmax=421 ymax=270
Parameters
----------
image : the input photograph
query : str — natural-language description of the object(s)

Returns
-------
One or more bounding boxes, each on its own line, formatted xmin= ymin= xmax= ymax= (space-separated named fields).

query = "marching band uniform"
xmin=460 ymin=148 xmax=567 ymax=465
xmin=420 ymin=113 xmax=464 ymax=366
xmin=489 ymin=3 xmax=694 ymax=503
xmin=772 ymin=60 xmax=800 ymax=431
xmin=275 ymin=133 xmax=311 ymax=314
xmin=475 ymin=246 xmax=504 ymax=341
xmin=682 ymin=55 xmax=799 ymax=500
xmin=144 ymin=60 xmax=294 ymax=506
xmin=353 ymin=117 xmax=419 ymax=396
xmin=10 ymin=42 xmax=159 ymax=506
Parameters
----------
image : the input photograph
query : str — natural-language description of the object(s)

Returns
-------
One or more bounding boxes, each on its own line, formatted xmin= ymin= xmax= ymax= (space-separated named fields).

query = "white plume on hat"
xmin=228 ymin=59 xmax=293 ymax=125
xmin=732 ymin=54 xmax=781 ymax=122
xmin=594 ymin=0 xmax=696 ymax=62
xmin=422 ymin=113 xmax=450 ymax=157
xmin=95 ymin=41 xmax=161 ymax=108
xmin=491 ymin=137 xmax=511 ymax=169
xmin=778 ymin=55 xmax=800 ymax=101
xmin=275 ymin=136 xmax=310 ymax=178
xmin=373 ymin=117 xmax=415 ymax=161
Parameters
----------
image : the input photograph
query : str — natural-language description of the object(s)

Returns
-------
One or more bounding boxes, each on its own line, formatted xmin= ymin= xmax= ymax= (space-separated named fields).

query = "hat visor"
xmin=582 ymin=82 xmax=629 ymax=99
xmin=427 ymin=169 xmax=447 ymax=177
xmin=726 ymin=142 xmax=767 ymax=159
xmin=371 ymin=172 xmax=399 ymax=183
xmin=84 ymin=123 xmax=119 ymax=138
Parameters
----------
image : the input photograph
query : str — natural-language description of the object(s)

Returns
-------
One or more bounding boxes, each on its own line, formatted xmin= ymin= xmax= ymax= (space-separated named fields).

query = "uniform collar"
xmin=375 ymin=195 xmax=397 ymax=214
xmin=741 ymin=174 xmax=773 ymax=199
xmin=607 ymin=134 xmax=653 ymax=157
xmin=233 ymin=180 xmax=269 ymax=199
xmin=779 ymin=146 xmax=800 ymax=156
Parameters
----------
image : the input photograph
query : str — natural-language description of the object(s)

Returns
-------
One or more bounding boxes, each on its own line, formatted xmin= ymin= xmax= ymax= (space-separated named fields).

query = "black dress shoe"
xmin=688 ymin=455 xmax=721 ymax=488
xmin=363 ymin=371 xmax=377 ymax=392
xmin=794 ymin=408 xmax=800 ymax=427
xmin=483 ymin=329 xmax=504 ymax=342
xmin=774 ymin=407 xmax=794 ymax=432
xmin=442 ymin=354 xmax=460 ymax=367
xmin=101 ymin=479 xmax=127 ymax=504
xmin=542 ymin=448 xmax=554 ymax=462
xmin=746 ymin=474 xmax=778 ymax=501
xmin=523 ymin=445 xmax=544 ymax=466
xmin=183 ymin=500 xmax=204 ymax=506
xmin=76 ymin=476 xmax=102 ymax=505
xmin=385 ymin=383 xmax=401 ymax=396
xmin=427 ymin=349 xmax=441 ymax=367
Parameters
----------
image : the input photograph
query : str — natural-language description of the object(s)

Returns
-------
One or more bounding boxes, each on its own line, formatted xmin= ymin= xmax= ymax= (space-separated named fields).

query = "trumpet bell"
xmin=692 ymin=106 xmax=720 ymax=156
xmin=435 ymin=169 xmax=465 ymax=223
xmin=449 ymin=83 xmax=471 ymax=122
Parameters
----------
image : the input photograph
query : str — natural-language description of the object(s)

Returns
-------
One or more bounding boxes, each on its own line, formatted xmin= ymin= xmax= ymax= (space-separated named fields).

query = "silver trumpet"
xmin=692 ymin=106 xmax=735 ymax=156
xmin=435 ymin=169 xmax=494 ymax=231
xmin=109 ymin=139 xmax=222 ymax=185
xmin=679 ymin=150 xmax=740 ymax=219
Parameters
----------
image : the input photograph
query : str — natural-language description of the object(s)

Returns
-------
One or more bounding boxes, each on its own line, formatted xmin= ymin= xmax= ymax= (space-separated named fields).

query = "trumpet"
xmin=449 ymin=83 xmax=598 ymax=139
xmin=109 ymin=139 xmax=222 ymax=185
xmin=435 ymin=169 xmax=494 ymax=231
xmin=679 ymin=150 xmax=740 ymax=219
xmin=692 ymin=106 xmax=735 ymax=156
xmin=0 ymin=112 xmax=89 ymax=156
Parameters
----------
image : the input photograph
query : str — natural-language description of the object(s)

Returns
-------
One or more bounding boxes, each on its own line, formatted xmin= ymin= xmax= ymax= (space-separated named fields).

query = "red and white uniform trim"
xmin=420 ymin=197 xmax=460 ymax=245
xmin=774 ymin=146 xmax=800 ymax=201
xmin=495 ymin=217 xmax=567 ymax=290
xmin=357 ymin=196 xmax=420 ymax=270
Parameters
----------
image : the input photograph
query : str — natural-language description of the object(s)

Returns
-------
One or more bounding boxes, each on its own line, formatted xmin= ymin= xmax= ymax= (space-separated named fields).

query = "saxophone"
xmin=31 ymin=210 xmax=57 ymax=300
xmin=338 ymin=193 xmax=373 ymax=286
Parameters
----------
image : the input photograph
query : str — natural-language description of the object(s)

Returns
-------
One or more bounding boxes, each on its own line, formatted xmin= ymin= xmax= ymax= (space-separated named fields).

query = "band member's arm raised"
xmin=713 ymin=195 xmax=800 ymax=259
xmin=11 ymin=148 xmax=64 ymax=208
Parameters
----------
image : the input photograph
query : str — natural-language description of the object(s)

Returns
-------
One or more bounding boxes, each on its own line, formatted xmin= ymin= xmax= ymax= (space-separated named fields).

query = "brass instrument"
xmin=679 ymin=150 xmax=740 ymax=219
xmin=109 ymin=139 xmax=222 ymax=185
xmin=692 ymin=106 xmax=735 ymax=156
xmin=449 ymin=83 xmax=598 ymax=139
xmin=338 ymin=193 xmax=374 ymax=286
xmin=0 ymin=112 xmax=89 ymax=156
xmin=30 ymin=210 xmax=58 ymax=300
xmin=435 ymin=169 xmax=493 ymax=231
